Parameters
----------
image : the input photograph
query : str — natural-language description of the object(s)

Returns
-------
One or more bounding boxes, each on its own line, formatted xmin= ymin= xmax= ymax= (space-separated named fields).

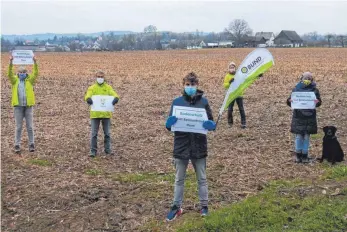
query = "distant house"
xmin=14 ymin=45 xmax=40 ymax=51
xmin=160 ymin=39 xmax=170 ymax=49
xmin=45 ymin=42 xmax=59 ymax=51
xmin=199 ymin=41 xmax=207 ymax=48
xmin=255 ymin=32 xmax=275 ymax=47
xmin=242 ymin=36 xmax=267 ymax=47
xmin=218 ymin=41 xmax=234 ymax=48
xmin=274 ymin=30 xmax=303 ymax=47
xmin=207 ymin=43 xmax=218 ymax=48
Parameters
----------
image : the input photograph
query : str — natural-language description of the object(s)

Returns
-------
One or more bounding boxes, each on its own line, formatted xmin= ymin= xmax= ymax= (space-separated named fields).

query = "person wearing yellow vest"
xmin=223 ymin=62 xmax=247 ymax=128
xmin=84 ymin=71 xmax=120 ymax=157
xmin=223 ymin=62 xmax=263 ymax=129
xmin=7 ymin=55 xmax=39 ymax=154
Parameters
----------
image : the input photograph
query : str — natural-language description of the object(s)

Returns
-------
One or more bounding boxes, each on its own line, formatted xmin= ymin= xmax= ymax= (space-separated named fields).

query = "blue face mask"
xmin=184 ymin=86 xmax=197 ymax=96
xmin=18 ymin=73 xmax=27 ymax=80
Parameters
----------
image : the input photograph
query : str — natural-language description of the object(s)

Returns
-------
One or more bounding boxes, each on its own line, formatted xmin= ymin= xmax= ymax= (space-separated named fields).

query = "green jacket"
xmin=223 ymin=72 xmax=244 ymax=96
xmin=7 ymin=63 xmax=39 ymax=107
xmin=84 ymin=82 xmax=120 ymax=119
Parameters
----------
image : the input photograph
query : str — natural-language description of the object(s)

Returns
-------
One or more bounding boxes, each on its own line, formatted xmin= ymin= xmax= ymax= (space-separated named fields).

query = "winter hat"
xmin=18 ymin=66 xmax=27 ymax=73
xmin=302 ymin=72 xmax=313 ymax=80
xmin=229 ymin=62 xmax=236 ymax=68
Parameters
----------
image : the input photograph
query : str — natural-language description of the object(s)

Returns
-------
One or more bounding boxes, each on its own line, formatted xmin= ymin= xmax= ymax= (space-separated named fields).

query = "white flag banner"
xmin=219 ymin=48 xmax=274 ymax=115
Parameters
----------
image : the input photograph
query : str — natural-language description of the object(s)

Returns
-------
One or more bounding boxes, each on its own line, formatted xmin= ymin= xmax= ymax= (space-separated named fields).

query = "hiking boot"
xmin=166 ymin=205 xmax=183 ymax=222
xmin=301 ymin=154 xmax=311 ymax=164
xmin=200 ymin=206 xmax=208 ymax=217
xmin=295 ymin=153 xmax=302 ymax=163
xmin=14 ymin=145 xmax=21 ymax=154
xmin=29 ymin=144 xmax=35 ymax=152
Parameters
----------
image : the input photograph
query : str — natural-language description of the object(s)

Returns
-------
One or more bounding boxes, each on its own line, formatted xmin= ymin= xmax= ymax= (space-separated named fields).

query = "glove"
xmin=203 ymin=120 xmax=216 ymax=131
xmin=86 ymin=98 xmax=93 ymax=105
xmin=112 ymin=98 xmax=119 ymax=105
xmin=166 ymin=116 xmax=178 ymax=128
xmin=258 ymin=73 xmax=263 ymax=78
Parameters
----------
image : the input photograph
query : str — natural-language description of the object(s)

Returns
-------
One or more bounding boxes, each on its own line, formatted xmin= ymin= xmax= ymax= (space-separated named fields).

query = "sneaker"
xmin=295 ymin=153 xmax=302 ymax=163
xmin=105 ymin=151 xmax=114 ymax=155
xmin=200 ymin=206 xmax=208 ymax=217
xmin=241 ymin=124 xmax=247 ymax=129
xmin=90 ymin=152 xmax=96 ymax=158
xmin=228 ymin=122 xmax=233 ymax=127
xmin=29 ymin=144 xmax=35 ymax=152
xmin=166 ymin=205 xmax=183 ymax=222
xmin=14 ymin=145 xmax=21 ymax=154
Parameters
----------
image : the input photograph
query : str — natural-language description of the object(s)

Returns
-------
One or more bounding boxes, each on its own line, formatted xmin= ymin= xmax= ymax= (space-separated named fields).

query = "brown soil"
xmin=1 ymin=48 xmax=347 ymax=231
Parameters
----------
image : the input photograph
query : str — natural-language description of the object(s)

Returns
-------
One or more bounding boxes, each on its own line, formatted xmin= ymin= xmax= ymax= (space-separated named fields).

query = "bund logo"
xmin=241 ymin=67 xmax=248 ymax=73
xmin=100 ymin=98 xmax=106 ymax=107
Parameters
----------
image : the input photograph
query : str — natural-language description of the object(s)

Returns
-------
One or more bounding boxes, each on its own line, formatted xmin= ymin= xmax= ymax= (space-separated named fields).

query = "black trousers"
xmin=227 ymin=97 xmax=246 ymax=125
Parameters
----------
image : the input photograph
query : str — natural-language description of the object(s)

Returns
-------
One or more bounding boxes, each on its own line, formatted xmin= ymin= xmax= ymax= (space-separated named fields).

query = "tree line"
xmin=1 ymin=20 xmax=346 ymax=52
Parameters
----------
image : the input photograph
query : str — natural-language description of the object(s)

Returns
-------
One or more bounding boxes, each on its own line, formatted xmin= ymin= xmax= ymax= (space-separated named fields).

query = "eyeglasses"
xmin=96 ymin=76 xmax=104 ymax=78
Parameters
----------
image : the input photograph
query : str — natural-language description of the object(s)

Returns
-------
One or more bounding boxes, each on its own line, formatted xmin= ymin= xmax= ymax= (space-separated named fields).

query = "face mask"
xmin=18 ymin=73 xmax=27 ymax=80
xmin=96 ymin=78 xmax=104 ymax=84
xmin=303 ymin=80 xmax=311 ymax=86
xmin=184 ymin=86 xmax=197 ymax=96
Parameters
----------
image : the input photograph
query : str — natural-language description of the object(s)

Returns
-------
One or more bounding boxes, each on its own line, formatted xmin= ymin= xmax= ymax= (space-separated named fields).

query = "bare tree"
xmin=225 ymin=19 xmax=253 ymax=46
xmin=325 ymin=33 xmax=335 ymax=47
xmin=337 ymin=35 xmax=346 ymax=47
xmin=144 ymin=25 xmax=157 ymax=33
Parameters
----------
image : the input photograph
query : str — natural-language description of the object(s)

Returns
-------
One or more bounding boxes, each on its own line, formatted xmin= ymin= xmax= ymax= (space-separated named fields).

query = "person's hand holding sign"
xmin=203 ymin=120 xmax=216 ymax=131
xmin=166 ymin=116 xmax=178 ymax=128
xmin=33 ymin=56 xmax=37 ymax=63
xmin=314 ymin=99 xmax=320 ymax=104
xmin=86 ymin=98 xmax=93 ymax=105
xmin=112 ymin=98 xmax=119 ymax=105
xmin=10 ymin=55 xmax=13 ymax=63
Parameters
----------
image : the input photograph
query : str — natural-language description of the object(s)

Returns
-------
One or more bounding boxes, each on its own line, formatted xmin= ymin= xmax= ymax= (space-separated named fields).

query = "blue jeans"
xmin=173 ymin=158 xmax=208 ymax=207
xmin=14 ymin=106 xmax=34 ymax=146
xmin=90 ymin=118 xmax=111 ymax=154
xmin=295 ymin=134 xmax=310 ymax=154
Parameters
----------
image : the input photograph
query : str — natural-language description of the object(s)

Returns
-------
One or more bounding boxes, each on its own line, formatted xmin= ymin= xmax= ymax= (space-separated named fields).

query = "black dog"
xmin=318 ymin=126 xmax=344 ymax=164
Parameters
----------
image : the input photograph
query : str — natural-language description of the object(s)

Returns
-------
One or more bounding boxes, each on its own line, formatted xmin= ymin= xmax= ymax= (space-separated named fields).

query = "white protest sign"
xmin=91 ymin=95 xmax=115 ymax=112
xmin=171 ymin=106 xmax=208 ymax=134
xmin=291 ymin=92 xmax=317 ymax=109
xmin=12 ymin=50 xmax=34 ymax=65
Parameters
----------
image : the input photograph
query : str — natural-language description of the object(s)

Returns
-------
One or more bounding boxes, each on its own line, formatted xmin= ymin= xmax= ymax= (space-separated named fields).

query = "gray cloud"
xmin=1 ymin=1 xmax=346 ymax=35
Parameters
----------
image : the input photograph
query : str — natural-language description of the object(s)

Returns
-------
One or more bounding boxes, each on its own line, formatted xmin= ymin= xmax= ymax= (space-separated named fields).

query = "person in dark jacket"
xmin=165 ymin=72 xmax=216 ymax=221
xmin=287 ymin=72 xmax=321 ymax=163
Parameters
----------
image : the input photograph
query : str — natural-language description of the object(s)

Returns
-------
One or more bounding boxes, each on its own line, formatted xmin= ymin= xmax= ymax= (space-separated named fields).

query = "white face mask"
xmin=96 ymin=78 xmax=104 ymax=84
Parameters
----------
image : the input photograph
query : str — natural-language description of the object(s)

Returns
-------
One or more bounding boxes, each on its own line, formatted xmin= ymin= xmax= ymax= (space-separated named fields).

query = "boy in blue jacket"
xmin=165 ymin=72 xmax=216 ymax=221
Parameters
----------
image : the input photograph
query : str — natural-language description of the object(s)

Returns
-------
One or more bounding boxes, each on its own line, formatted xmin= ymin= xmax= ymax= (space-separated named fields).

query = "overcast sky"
xmin=1 ymin=0 xmax=346 ymax=35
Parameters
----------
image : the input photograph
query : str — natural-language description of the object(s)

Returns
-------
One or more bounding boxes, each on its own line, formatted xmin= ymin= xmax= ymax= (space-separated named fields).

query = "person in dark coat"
xmin=165 ymin=72 xmax=216 ymax=221
xmin=287 ymin=72 xmax=321 ymax=163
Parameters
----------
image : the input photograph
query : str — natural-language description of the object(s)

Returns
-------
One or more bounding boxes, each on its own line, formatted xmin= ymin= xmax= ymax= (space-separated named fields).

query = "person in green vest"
xmin=223 ymin=61 xmax=263 ymax=129
xmin=223 ymin=62 xmax=247 ymax=128
xmin=84 ymin=71 xmax=120 ymax=157
xmin=7 ymin=55 xmax=39 ymax=154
